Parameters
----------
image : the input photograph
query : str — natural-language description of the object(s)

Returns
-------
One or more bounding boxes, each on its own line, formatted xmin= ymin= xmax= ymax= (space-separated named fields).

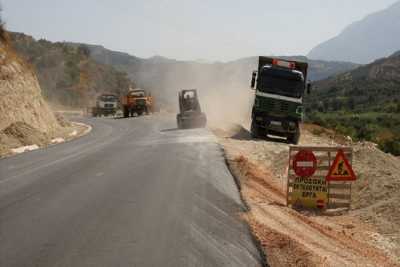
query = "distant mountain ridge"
xmin=77 ymin=44 xmax=359 ymax=108
xmin=85 ymin=44 xmax=358 ymax=81
xmin=10 ymin=31 xmax=359 ymax=111
xmin=308 ymin=1 xmax=400 ymax=63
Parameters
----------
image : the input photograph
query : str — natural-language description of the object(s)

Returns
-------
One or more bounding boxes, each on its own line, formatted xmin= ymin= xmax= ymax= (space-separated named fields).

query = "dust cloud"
xmin=133 ymin=57 xmax=257 ymax=128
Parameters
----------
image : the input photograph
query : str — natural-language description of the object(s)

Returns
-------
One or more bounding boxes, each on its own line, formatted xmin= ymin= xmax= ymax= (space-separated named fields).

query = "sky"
xmin=1 ymin=0 xmax=399 ymax=61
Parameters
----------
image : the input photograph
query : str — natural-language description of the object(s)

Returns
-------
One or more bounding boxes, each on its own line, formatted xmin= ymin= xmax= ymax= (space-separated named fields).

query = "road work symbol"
xmin=326 ymin=149 xmax=356 ymax=181
xmin=293 ymin=150 xmax=317 ymax=177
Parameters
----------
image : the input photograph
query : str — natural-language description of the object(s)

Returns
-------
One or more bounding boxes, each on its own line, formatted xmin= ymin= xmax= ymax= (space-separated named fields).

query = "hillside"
xmin=305 ymin=51 xmax=400 ymax=155
xmin=75 ymin=44 xmax=358 ymax=123
xmin=9 ymin=32 xmax=134 ymax=107
xmin=308 ymin=1 xmax=400 ymax=63
xmin=0 ymin=29 xmax=62 ymax=154
xmin=87 ymin=45 xmax=358 ymax=83
xmin=214 ymin=123 xmax=400 ymax=265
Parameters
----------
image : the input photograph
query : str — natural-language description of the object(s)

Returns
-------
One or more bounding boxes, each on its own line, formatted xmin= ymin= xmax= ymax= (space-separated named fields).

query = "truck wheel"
xmin=287 ymin=128 xmax=300 ymax=144
xmin=177 ymin=115 xmax=182 ymax=129
xmin=123 ymin=107 xmax=129 ymax=118
xmin=250 ymin=121 xmax=266 ymax=139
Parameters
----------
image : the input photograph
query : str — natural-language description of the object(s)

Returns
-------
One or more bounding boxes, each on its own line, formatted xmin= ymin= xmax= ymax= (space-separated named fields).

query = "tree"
xmin=331 ymin=98 xmax=342 ymax=111
xmin=347 ymin=97 xmax=355 ymax=110
xmin=78 ymin=44 xmax=91 ymax=58
xmin=0 ymin=5 xmax=6 ymax=43
xmin=317 ymin=101 xmax=326 ymax=113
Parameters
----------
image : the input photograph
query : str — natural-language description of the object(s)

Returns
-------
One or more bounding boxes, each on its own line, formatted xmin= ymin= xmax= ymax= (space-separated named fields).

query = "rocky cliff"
xmin=0 ymin=36 xmax=61 ymax=154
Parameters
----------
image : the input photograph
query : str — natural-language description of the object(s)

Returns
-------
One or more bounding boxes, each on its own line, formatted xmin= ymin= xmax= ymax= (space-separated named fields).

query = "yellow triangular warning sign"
xmin=326 ymin=149 xmax=356 ymax=181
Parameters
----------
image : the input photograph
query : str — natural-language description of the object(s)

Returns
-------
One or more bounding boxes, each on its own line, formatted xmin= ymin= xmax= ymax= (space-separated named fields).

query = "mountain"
xmin=305 ymin=51 xmax=400 ymax=155
xmin=83 ymin=44 xmax=358 ymax=110
xmin=9 ymin=31 xmax=358 ymax=121
xmin=87 ymin=44 xmax=358 ymax=81
xmin=0 ymin=31 xmax=62 ymax=155
xmin=308 ymin=1 xmax=400 ymax=64
xmin=9 ymin=33 xmax=134 ymax=107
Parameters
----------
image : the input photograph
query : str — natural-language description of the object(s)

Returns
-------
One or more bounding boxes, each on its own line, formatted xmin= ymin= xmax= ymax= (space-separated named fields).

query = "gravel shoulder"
xmin=0 ymin=114 xmax=91 ymax=158
xmin=213 ymin=123 xmax=400 ymax=267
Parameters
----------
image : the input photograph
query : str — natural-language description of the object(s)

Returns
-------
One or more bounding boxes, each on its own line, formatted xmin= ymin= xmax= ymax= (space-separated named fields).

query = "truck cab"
xmin=121 ymin=89 xmax=154 ymax=117
xmin=92 ymin=94 xmax=118 ymax=117
xmin=250 ymin=57 xmax=311 ymax=144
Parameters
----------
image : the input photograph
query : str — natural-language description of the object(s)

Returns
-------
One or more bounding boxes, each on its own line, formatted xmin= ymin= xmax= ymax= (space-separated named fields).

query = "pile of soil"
xmin=213 ymin=123 xmax=400 ymax=266
xmin=352 ymin=143 xmax=400 ymax=247
xmin=54 ymin=113 xmax=72 ymax=128
xmin=1 ymin=121 xmax=49 ymax=146
xmin=0 ymin=121 xmax=50 ymax=156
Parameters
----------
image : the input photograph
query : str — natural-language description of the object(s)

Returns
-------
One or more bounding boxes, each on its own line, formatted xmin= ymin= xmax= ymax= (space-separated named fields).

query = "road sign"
xmin=291 ymin=176 xmax=328 ymax=209
xmin=326 ymin=149 xmax=356 ymax=181
xmin=292 ymin=150 xmax=317 ymax=177
xmin=287 ymin=146 xmax=355 ymax=210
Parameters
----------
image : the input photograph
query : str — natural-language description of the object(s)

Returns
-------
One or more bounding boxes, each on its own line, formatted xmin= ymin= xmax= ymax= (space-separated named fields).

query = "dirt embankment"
xmin=213 ymin=123 xmax=400 ymax=267
xmin=0 ymin=39 xmax=88 ymax=157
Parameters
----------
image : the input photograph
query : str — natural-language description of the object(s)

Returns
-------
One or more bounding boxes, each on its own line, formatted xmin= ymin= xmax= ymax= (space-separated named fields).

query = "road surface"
xmin=0 ymin=114 xmax=262 ymax=267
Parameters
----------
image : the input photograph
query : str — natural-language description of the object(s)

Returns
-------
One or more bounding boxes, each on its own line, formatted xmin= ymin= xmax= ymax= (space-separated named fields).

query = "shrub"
xmin=379 ymin=139 xmax=400 ymax=156
xmin=0 ymin=11 xmax=6 ymax=43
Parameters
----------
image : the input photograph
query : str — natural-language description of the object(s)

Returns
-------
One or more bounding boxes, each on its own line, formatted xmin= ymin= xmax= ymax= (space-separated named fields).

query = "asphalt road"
xmin=0 ymin=114 xmax=262 ymax=267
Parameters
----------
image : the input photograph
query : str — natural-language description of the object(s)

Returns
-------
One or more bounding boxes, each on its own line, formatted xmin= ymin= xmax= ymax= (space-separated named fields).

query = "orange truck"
xmin=121 ymin=88 xmax=154 ymax=118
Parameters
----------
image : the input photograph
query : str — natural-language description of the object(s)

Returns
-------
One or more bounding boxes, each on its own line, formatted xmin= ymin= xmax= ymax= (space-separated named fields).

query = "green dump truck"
xmin=250 ymin=57 xmax=311 ymax=144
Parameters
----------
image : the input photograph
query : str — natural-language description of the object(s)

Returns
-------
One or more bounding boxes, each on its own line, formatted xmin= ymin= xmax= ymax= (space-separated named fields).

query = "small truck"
xmin=176 ymin=89 xmax=207 ymax=129
xmin=250 ymin=57 xmax=311 ymax=144
xmin=121 ymin=88 xmax=154 ymax=118
xmin=91 ymin=94 xmax=118 ymax=117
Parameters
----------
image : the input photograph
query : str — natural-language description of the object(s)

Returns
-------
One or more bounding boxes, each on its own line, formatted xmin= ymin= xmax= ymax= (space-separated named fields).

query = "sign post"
xmin=287 ymin=146 xmax=356 ymax=210
xmin=293 ymin=150 xmax=317 ymax=178
xmin=326 ymin=149 xmax=356 ymax=181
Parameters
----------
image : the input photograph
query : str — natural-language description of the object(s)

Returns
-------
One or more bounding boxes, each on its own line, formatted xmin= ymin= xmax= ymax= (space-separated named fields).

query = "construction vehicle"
xmin=91 ymin=93 xmax=118 ymax=117
xmin=177 ymin=89 xmax=207 ymax=129
xmin=250 ymin=57 xmax=311 ymax=144
xmin=121 ymin=88 xmax=154 ymax=118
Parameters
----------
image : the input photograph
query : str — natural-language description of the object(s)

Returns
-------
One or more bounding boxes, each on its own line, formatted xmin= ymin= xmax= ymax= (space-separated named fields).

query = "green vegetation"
xmin=0 ymin=8 xmax=6 ymax=43
xmin=305 ymin=53 xmax=400 ymax=156
xmin=9 ymin=32 xmax=134 ymax=107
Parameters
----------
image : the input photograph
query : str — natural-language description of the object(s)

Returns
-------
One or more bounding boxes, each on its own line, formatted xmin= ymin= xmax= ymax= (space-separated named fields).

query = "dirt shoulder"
xmin=213 ymin=123 xmax=400 ymax=267
xmin=0 ymin=114 xmax=91 ymax=158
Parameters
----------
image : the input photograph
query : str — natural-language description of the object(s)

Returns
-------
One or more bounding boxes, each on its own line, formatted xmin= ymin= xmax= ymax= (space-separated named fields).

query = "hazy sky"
xmin=2 ymin=0 xmax=399 ymax=61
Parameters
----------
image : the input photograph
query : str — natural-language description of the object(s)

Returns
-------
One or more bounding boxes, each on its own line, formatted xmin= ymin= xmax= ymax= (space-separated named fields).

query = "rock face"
xmin=308 ymin=1 xmax=400 ymax=64
xmin=0 ymin=42 xmax=60 ymax=134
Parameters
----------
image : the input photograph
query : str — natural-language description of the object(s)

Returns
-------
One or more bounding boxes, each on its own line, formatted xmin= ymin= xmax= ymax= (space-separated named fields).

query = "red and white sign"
xmin=326 ymin=149 xmax=357 ymax=181
xmin=272 ymin=59 xmax=296 ymax=69
xmin=293 ymin=150 xmax=317 ymax=177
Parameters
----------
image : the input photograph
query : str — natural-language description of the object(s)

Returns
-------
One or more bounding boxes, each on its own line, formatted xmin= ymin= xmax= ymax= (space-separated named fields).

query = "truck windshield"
xmin=129 ymin=92 xmax=145 ymax=97
xmin=100 ymin=95 xmax=117 ymax=101
xmin=258 ymin=66 xmax=304 ymax=98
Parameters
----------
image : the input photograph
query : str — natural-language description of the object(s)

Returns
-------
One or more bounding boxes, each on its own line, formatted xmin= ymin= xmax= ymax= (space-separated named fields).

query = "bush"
xmin=0 ymin=10 xmax=6 ymax=43
xmin=379 ymin=139 xmax=400 ymax=156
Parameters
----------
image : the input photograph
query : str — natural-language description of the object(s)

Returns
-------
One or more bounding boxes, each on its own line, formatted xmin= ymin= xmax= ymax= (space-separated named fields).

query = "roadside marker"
xmin=293 ymin=150 xmax=317 ymax=177
xmin=326 ymin=149 xmax=356 ymax=181
xmin=287 ymin=146 xmax=356 ymax=210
